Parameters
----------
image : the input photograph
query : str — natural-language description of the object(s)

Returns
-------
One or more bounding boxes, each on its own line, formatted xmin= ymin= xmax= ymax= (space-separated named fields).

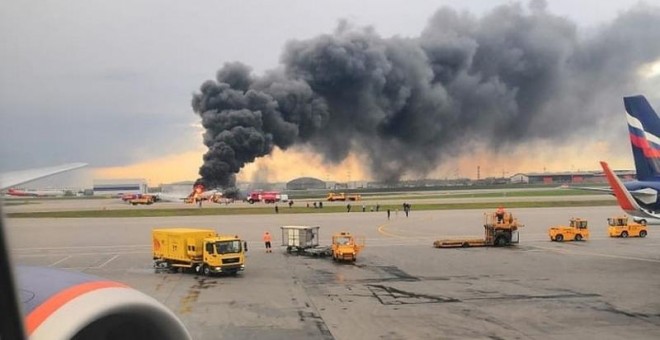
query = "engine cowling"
xmin=17 ymin=266 xmax=190 ymax=340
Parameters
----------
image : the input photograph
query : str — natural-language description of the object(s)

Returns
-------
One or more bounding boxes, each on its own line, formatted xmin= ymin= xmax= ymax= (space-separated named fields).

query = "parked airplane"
xmin=0 ymin=163 xmax=190 ymax=339
xmin=6 ymin=188 xmax=65 ymax=197
xmin=598 ymin=95 xmax=660 ymax=224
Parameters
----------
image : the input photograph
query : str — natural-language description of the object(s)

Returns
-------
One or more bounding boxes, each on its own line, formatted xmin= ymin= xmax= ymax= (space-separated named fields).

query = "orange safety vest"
xmin=263 ymin=233 xmax=272 ymax=242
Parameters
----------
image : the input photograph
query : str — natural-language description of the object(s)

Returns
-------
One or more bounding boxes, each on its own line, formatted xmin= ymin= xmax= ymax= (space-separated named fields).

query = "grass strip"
xmin=6 ymin=200 xmax=617 ymax=218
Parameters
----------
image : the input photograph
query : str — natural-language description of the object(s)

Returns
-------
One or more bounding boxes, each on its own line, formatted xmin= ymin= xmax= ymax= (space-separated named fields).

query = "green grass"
xmin=6 ymin=200 xmax=617 ymax=218
xmin=385 ymin=189 xmax=596 ymax=200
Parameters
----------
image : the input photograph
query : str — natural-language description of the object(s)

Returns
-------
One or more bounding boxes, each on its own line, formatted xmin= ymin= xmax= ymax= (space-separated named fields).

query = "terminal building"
xmin=509 ymin=170 xmax=636 ymax=184
xmin=93 ymin=178 xmax=148 ymax=196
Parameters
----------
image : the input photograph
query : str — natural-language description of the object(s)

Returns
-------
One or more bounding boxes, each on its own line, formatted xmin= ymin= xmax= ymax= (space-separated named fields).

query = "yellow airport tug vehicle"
xmin=548 ymin=218 xmax=589 ymax=242
xmin=434 ymin=210 xmax=524 ymax=248
xmin=607 ymin=216 xmax=648 ymax=238
xmin=331 ymin=232 xmax=365 ymax=262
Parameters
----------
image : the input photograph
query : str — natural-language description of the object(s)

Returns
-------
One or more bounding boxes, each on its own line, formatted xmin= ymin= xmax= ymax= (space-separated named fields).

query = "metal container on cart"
xmin=281 ymin=225 xmax=320 ymax=253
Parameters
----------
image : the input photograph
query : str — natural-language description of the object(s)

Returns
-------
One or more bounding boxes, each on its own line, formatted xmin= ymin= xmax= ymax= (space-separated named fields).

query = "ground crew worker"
xmin=263 ymin=231 xmax=272 ymax=253
xmin=496 ymin=206 xmax=505 ymax=223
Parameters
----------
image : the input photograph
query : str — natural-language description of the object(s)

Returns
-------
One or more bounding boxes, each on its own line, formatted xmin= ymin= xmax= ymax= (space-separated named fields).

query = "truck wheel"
xmin=462 ymin=242 xmax=470 ymax=248
xmin=575 ymin=234 xmax=583 ymax=241
xmin=640 ymin=230 xmax=647 ymax=238
xmin=203 ymin=265 xmax=211 ymax=276
xmin=621 ymin=231 xmax=629 ymax=238
xmin=555 ymin=234 xmax=564 ymax=242
xmin=494 ymin=236 xmax=507 ymax=247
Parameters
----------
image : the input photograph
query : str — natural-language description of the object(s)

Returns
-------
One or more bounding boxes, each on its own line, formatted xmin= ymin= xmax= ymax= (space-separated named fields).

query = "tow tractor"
xmin=548 ymin=218 xmax=589 ymax=242
xmin=331 ymin=232 xmax=364 ymax=262
xmin=280 ymin=226 xmax=365 ymax=262
xmin=433 ymin=210 xmax=524 ymax=248
xmin=607 ymin=216 xmax=648 ymax=238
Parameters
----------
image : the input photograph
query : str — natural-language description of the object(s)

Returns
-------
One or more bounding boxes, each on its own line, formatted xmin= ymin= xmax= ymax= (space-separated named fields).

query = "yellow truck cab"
xmin=549 ymin=218 xmax=589 ymax=242
xmin=153 ymin=228 xmax=245 ymax=276
xmin=331 ymin=232 xmax=364 ymax=262
xmin=607 ymin=216 xmax=648 ymax=238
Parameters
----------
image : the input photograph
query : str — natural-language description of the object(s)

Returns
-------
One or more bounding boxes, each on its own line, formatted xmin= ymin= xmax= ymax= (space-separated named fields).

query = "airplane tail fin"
xmin=600 ymin=161 xmax=648 ymax=216
xmin=624 ymin=95 xmax=660 ymax=181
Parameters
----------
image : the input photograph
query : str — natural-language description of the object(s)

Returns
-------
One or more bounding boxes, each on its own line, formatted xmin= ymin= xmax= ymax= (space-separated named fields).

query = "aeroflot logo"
xmin=627 ymin=112 xmax=660 ymax=158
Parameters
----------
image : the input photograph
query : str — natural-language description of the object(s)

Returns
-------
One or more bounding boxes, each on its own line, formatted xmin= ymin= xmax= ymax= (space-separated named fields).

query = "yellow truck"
xmin=331 ymin=232 xmax=365 ymax=262
xmin=434 ymin=210 xmax=524 ymax=248
xmin=607 ymin=216 xmax=648 ymax=238
xmin=128 ymin=194 xmax=156 ymax=205
xmin=326 ymin=192 xmax=361 ymax=201
xmin=548 ymin=218 xmax=589 ymax=242
xmin=152 ymin=228 xmax=245 ymax=276
xmin=326 ymin=192 xmax=346 ymax=201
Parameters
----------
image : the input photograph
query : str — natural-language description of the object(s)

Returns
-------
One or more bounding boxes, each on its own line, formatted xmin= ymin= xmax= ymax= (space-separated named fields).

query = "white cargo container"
xmin=280 ymin=225 xmax=320 ymax=252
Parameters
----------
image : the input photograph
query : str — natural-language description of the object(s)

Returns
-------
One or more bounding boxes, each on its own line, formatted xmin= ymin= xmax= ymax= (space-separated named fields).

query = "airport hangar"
xmin=92 ymin=178 xmax=148 ymax=196
xmin=509 ymin=169 xmax=635 ymax=184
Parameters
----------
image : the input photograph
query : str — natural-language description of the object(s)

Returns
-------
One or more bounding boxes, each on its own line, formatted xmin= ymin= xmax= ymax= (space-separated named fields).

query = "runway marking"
xmin=48 ymin=255 xmax=71 ymax=267
xmin=12 ymin=244 xmax=150 ymax=251
xmin=95 ymin=254 xmax=120 ymax=268
xmin=13 ymin=251 xmax=149 ymax=258
xmin=377 ymin=224 xmax=405 ymax=238
xmin=531 ymin=245 xmax=660 ymax=263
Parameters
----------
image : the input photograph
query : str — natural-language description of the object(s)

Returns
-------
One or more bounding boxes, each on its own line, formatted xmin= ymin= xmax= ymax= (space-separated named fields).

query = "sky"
xmin=2 ymin=0 xmax=660 ymax=187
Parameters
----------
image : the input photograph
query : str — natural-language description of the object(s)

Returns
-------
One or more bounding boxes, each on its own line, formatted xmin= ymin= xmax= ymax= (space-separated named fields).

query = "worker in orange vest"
xmin=263 ymin=231 xmax=272 ymax=253
xmin=496 ymin=206 xmax=505 ymax=223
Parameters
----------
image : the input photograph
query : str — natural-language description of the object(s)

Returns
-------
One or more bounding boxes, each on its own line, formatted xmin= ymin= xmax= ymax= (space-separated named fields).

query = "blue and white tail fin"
xmin=625 ymin=95 xmax=660 ymax=181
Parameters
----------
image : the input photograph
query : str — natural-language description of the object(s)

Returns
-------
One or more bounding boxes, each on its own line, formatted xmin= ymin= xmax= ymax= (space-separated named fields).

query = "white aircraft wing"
xmin=0 ymin=163 xmax=88 ymax=190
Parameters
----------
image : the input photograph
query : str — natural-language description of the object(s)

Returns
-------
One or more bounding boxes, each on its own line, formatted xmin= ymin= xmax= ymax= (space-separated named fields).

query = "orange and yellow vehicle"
xmin=548 ymin=218 xmax=589 ymax=242
xmin=152 ymin=228 xmax=246 ymax=276
xmin=129 ymin=194 xmax=156 ymax=205
xmin=607 ymin=216 xmax=648 ymax=238
xmin=434 ymin=210 xmax=524 ymax=248
xmin=331 ymin=232 xmax=365 ymax=262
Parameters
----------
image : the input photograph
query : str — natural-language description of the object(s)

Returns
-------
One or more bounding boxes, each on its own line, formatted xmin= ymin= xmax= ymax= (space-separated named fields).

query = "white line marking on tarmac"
xmin=95 ymin=254 xmax=120 ymax=268
xmin=13 ymin=251 xmax=149 ymax=258
xmin=48 ymin=255 xmax=71 ymax=267
xmin=12 ymin=244 xmax=150 ymax=251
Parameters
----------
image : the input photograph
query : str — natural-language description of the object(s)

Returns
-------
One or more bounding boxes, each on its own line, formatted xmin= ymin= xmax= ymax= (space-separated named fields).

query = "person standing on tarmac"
xmin=263 ymin=231 xmax=272 ymax=253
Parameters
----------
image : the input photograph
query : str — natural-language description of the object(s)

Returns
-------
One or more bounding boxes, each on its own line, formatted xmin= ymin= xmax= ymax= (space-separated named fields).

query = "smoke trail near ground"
xmin=192 ymin=1 xmax=660 ymax=188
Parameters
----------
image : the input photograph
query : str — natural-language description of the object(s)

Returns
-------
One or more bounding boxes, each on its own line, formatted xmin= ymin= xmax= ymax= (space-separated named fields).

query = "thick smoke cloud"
xmin=193 ymin=1 xmax=660 ymax=188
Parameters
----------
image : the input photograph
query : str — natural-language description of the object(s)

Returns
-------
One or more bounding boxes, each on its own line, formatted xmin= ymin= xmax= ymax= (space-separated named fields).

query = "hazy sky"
xmin=2 ymin=0 xmax=659 ymax=185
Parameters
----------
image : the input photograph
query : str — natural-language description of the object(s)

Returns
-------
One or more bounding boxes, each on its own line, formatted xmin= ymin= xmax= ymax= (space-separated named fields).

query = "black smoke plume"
xmin=193 ymin=1 xmax=660 ymax=187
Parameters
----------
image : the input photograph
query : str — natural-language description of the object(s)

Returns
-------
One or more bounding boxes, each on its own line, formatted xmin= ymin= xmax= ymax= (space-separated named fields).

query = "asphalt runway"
xmin=6 ymin=204 xmax=660 ymax=339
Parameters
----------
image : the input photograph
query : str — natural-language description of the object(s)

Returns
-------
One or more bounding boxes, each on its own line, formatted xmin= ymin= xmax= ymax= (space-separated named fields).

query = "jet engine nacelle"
xmin=17 ymin=266 xmax=190 ymax=340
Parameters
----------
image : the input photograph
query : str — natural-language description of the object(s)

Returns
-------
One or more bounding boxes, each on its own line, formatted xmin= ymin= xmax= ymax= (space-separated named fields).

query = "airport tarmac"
xmin=6 ymin=205 xmax=660 ymax=339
